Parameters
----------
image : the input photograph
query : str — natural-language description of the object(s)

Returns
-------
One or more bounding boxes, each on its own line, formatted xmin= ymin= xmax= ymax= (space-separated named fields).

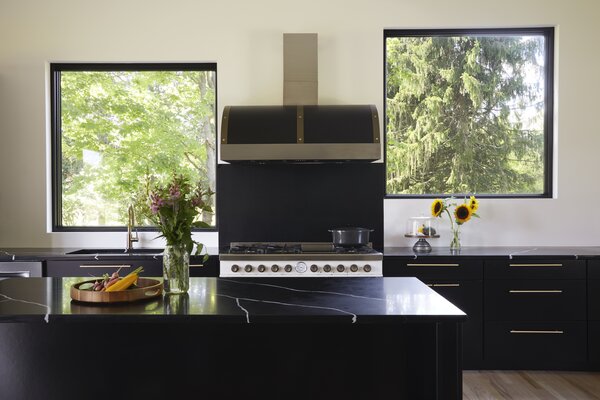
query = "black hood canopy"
xmin=220 ymin=104 xmax=381 ymax=162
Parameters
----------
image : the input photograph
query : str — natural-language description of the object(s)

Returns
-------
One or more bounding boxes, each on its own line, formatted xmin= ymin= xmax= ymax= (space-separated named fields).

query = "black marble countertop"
xmin=4 ymin=246 xmax=600 ymax=262
xmin=0 ymin=247 xmax=220 ymax=262
xmin=0 ymin=277 xmax=465 ymax=323
xmin=384 ymin=246 xmax=600 ymax=259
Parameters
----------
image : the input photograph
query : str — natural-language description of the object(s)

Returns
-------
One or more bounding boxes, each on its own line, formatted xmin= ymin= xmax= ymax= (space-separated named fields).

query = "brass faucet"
xmin=126 ymin=205 xmax=139 ymax=251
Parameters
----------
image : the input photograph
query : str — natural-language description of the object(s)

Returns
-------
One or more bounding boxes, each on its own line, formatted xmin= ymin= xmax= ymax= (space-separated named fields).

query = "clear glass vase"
xmin=449 ymin=224 xmax=461 ymax=252
xmin=163 ymin=243 xmax=190 ymax=294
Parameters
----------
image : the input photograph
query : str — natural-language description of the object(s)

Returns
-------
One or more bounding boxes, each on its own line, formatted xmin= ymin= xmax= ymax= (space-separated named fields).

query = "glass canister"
xmin=404 ymin=216 xmax=439 ymax=253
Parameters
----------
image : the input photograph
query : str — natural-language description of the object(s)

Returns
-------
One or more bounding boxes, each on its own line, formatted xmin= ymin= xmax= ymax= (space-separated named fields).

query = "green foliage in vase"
xmin=386 ymin=34 xmax=546 ymax=195
xmin=142 ymin=173 xmax=214 ymax=259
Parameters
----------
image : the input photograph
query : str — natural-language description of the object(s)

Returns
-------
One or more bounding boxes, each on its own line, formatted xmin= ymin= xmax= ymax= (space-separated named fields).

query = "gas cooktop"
xmin=219 ymin=242 xmax=382 ymax=277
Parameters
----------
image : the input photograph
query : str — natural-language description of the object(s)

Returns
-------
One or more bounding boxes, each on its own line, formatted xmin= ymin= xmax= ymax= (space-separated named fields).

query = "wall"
xmin=0 ymin=0 xmax=599 ymax=249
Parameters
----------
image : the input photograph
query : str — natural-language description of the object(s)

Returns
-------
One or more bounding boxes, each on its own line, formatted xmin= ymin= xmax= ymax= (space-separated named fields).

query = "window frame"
xmin=383 ymin=27 xmax=555 ymax=199
xmin=50 ymin=62 xmax=218 ymax=232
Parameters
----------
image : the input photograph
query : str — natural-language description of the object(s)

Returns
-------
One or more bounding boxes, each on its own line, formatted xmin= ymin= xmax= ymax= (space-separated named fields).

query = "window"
xmin=385 ymin=28 xmax=554 ymax=197
xmin=51 ymin=63 xmax=217 ymax=230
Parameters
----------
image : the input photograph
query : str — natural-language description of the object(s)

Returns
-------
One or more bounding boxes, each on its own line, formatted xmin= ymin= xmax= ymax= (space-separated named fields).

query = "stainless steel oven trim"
xmin=219 ymin=253 xmax=382 ymax=261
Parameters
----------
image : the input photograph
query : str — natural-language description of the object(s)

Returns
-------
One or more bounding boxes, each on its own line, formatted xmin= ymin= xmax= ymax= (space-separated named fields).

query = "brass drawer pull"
xmin=406 ymin=263 xmax=460 ymax=267
xmin=189 ymin=264 xmax=205 ymax=268
xmin=508 ymin=290 xmax=563 ymax=294
xmin=427 ymin=283 xmax=461 ymax=287
xmin=510 ymin=330 xmax=564 ymax=334
xmin=509 ymin=263 xmax=563 ymax=267
xmin=79 ymin=264 xmax=131 ymax=268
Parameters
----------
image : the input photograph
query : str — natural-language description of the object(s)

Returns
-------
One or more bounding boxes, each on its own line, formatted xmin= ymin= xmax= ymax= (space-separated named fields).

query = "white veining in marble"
xmin=508 ymin=247 xmax=538 ymax=259
xmin=0 ymin=292 xmax=50 ymax=322
xmin=221 ymin=278 xmax=386 ymax=302
xmin=217 ymin=293 xmax=358 ymax=324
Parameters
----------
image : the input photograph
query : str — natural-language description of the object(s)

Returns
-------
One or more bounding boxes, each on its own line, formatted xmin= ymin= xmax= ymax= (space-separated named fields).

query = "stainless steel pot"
xmin=328 ymin=227 xmax=373 ymax=247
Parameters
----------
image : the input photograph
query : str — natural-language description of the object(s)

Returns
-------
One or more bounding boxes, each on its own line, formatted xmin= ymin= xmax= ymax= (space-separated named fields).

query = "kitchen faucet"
xmin=127 ymin=205 xmax=139 ymax=251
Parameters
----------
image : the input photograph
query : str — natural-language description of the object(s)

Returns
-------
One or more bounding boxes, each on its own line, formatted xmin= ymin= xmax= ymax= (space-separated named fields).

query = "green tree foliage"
xmin=60 ymin=69 xmax=216 ymax=226
xmin=386 ymin=34 xmax=546 ymax=195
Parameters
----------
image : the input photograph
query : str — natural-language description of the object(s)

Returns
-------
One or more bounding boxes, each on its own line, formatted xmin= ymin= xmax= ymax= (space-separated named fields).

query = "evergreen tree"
xmin=386 ymin=34 xmax=546 ymax=195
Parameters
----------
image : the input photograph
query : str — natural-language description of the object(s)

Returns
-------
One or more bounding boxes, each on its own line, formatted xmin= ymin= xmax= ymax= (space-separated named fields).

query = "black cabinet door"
xmin=485 ymin=259 xmax=585 ymax=279
xmin=589 ymin=321 xmax=600 ymax=370
xmin=422 ymin=279 xmax=482 ymax=369
xmin=46 ymin=259 xmax=163 ymax=277
xmin=485 ymin=321 xmax=587 ymax=369
xmin=384 ymin=257 xmax=482 ymax=279
xmin=46 ymin=256 xmax=219 ymax=278
xmin=485 ymin=279 xmax=586 ymax=321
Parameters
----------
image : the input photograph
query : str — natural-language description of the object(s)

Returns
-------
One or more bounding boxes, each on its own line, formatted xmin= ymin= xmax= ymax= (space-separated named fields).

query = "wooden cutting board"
xmin=70 ymin=277 xmax=163 ymax=303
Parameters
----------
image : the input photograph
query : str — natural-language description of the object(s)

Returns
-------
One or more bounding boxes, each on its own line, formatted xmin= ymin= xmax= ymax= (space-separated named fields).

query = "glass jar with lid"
xmin=404 ymin=216 xmax=439 ymax=253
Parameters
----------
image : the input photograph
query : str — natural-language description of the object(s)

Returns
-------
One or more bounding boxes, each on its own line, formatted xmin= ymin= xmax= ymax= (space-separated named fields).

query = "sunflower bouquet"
xmin=431 ymin=196 xmax=480 ymax=250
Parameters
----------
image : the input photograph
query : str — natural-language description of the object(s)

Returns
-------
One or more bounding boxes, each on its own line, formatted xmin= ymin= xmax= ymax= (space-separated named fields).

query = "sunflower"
xmin=431 ymin=199 xmax=444 ymax=217
xmin=469 ymin=195 xmax=479 ymax=212
xmin=455 ymin=204 xmax=472 ymax=224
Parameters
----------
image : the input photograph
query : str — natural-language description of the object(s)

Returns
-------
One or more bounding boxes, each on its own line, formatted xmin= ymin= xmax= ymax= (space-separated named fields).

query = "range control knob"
xmin=350 ymin=264 xmax=358 ymax=272
xmin=231 ymin=264 xmax=240 ymax=273
xmin=271 ymin=264 xmax=280 ymax=272
xmin=337 ymin=264 xmax=345 ymax=272
xmin=284 ymin=264 xmax=293 ymax=273
xmin=244 ymin=264 xmax=253 ymax=273
xmin=364 ymin=264 xmax=372 ymax=273
xmin=323 ymin=264 xmax=332 ymax=272
xmin=310 ymin=264 xmax=318 ymax=272
xmin=258 ymin=264 xmax=266 ymax=273
xmin=295 ymin=262 xmax=307 ymax=273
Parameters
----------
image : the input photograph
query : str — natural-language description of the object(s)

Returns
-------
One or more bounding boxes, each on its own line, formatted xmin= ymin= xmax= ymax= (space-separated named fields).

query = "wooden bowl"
xmin=70 ymin=277 xmax=163 ymax=303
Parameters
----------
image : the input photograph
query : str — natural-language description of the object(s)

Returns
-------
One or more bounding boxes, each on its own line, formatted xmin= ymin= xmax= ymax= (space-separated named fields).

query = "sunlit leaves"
xmin=385 ymin=33 xmax=547 ymax=195
xmin=58 ymin=68 xmax=216 ymax=227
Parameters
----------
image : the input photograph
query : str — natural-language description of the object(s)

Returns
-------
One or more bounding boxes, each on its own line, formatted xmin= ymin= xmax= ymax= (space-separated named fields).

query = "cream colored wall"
xmin=0 ymin=0 xmax=599 ymax=248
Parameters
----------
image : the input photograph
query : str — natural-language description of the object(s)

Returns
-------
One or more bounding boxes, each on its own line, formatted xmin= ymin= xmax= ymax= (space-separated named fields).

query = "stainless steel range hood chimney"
xmin=220 ymin=33 xmax=381 ymax=162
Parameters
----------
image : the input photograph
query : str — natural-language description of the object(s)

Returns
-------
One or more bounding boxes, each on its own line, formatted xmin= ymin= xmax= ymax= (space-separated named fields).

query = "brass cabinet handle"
xmin=510 ymin=330 xmax=564 ymax=334
xmin=508 ymin=290 xmax=563 ymax=294
xmin=508 ymin=263 xmax=563 ymax=267
xmin=406 ymin=263 xmax=460 ymax=267
xmin=427 ymin=283 xmax=461 ymax=287
xmin=79 ymin=264 xmax=131 ymax=268
xmin=189 ymin=264 xmax=205 ymax=268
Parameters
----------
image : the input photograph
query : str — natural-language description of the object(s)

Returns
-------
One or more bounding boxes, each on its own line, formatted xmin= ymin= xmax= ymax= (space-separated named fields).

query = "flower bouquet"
xmin=145 ymin=174 xmax=214 ymax=294
xmin=430 ymin=196 xmax=479 ymax=251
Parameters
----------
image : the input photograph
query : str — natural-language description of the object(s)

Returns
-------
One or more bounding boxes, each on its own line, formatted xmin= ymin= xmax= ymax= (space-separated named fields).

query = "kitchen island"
xmin=0 ymin=277 xmax=465 ymax=399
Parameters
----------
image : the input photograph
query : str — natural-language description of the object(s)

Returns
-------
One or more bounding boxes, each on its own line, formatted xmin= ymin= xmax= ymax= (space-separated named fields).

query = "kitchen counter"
xmin=384 ymin=246 xmax=600 ymax=259
xmin=0 ymin=277 xmax=464 ymax=399
xmin=0 ymin=247 xmax=220 ymax=262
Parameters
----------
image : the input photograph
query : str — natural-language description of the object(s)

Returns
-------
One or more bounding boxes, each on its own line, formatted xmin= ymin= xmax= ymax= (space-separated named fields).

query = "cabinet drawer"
xmin=46 ymin=260 xmax=162 ymax=277
xmin=485 ymin=280 xmax=586 ymax=321
xmin=589 ymin=321 xmax=600 ymax=369
xmin=485 ymin=259 xmax=585 ymax=279
xmin=422 ymin=279 xmax=482 ymax=318
xmin=485 ymin=321 xmax=587 ymax=368
xmin=589 ymin=260 xmax=600 ymax=279
xmin=384 ymin=258 xmax=482 ymax=279
xmin=589 ymin=280 xmax=600 ymax=320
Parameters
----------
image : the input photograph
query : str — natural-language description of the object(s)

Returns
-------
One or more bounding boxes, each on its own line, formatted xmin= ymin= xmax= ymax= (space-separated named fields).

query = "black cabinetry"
xmin=384 ymin=257 xmax=483 ymax=369
xmin=484 ymin=259 xmax=587 ymax=369
xmin=45 ymin=256 xmax=218 ymax=277
xmin=588 ymin=261 xmax=600 ymax=368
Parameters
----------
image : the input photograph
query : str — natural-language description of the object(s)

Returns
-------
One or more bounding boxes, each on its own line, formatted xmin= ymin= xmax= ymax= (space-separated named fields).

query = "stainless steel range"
xmin=219 ymin=242 xmax=382 ymax=277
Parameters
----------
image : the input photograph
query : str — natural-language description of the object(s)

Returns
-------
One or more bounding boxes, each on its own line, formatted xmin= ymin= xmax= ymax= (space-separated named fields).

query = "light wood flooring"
xmin=463 ymin=371 xmax=600 ymax=399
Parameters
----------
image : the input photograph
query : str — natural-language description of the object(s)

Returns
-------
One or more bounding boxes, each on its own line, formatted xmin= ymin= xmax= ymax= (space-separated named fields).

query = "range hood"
xmin=220 ymin=34 xmax=381 ymax=162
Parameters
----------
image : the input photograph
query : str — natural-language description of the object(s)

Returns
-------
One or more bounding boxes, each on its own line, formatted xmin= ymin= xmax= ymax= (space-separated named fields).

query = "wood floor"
xmin=463 ymin=371 xmax=600 ymax=399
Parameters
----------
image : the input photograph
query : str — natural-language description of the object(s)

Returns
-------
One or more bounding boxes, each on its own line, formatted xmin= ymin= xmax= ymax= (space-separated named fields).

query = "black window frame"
xmin=50 ymin=62 xmax=218 ymax=232
xmin=383 ymin=27 xmax=555 ymax=199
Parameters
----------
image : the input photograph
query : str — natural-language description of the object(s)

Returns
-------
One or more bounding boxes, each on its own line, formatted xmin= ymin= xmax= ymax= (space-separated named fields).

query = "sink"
xmin=67 ymin=248 xmax=164 ymax=255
